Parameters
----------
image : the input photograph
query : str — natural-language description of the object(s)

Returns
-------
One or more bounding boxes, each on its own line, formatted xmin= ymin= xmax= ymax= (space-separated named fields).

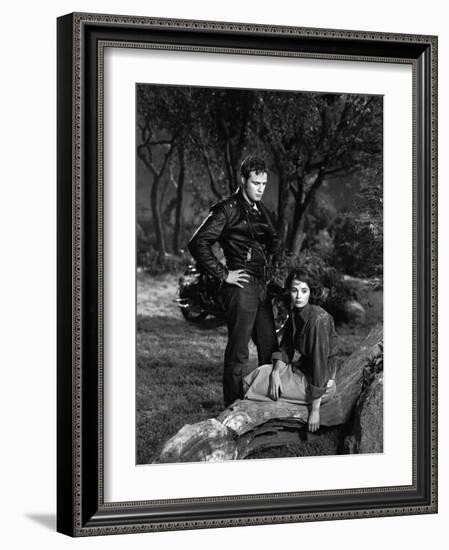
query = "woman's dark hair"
xmin=285 ymin=266 xmax=325 ymax=304
xmin=240 ymin=155 xmax=267 ymax=181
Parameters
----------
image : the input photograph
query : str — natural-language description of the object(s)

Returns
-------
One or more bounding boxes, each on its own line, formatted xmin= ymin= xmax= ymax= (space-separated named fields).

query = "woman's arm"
xmin=269 ymin=315 xmax=294 ymax=400
xmin=308 ymin=397 xmax=322 ymax=432
xmin=271 ymin=315 xmax=294 ymax=365
xmin=306 ymin=312 xmax=335 ymax=431
xmin=269 ymin=359 xmax=285 ymax=400
xmin=307 ymin=313 xmax=333 ymax=400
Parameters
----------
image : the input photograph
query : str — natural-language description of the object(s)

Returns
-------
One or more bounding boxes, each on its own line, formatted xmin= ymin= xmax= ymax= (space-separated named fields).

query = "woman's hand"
xmin=269 ymin=369 xmax=283 ymax=400
xmin=225 ymin=269 xmax=250 ymax=288
xmin=308 ymin=399 xmax=322 ymax=432
xmin=308 ymin=409 xmax=320 ymax=432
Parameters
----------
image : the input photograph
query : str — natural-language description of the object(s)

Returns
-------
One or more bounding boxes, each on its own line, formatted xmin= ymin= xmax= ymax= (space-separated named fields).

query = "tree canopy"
xmin=136 ymin=84 xmax=382 ymax=276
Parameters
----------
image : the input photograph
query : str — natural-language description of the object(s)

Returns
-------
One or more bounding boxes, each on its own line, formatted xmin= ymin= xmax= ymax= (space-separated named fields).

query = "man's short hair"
xmin=240 ymin=155 xmax=267 ymax=181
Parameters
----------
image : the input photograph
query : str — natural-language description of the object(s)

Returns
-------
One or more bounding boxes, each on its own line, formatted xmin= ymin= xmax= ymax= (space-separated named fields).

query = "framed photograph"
xmin=57 ymin=12 xmax=437 ymax=536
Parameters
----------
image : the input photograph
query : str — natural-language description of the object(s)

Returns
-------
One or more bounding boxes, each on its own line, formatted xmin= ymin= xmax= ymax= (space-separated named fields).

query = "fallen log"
xmin=158 ymin=324 xmax=383 ymax=463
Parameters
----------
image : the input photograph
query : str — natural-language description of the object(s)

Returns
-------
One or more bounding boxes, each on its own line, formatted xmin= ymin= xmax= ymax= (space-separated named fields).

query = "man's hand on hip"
xmin=225 ymin=270 xmax=250 ymax=288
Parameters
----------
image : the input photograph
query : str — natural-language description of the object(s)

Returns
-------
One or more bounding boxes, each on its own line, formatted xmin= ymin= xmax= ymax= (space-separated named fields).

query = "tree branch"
xmin=137 ymin=144 xmax=157 ymax=177
xmin=323 ymin=163 xmax=361 ymax=178
xmin=301 ymin=168 xmax=325 ymax=216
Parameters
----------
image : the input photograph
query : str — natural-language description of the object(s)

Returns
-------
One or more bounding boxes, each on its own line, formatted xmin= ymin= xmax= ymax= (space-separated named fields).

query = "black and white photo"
xmin=135 ymin=84 xmax=384 ymax=464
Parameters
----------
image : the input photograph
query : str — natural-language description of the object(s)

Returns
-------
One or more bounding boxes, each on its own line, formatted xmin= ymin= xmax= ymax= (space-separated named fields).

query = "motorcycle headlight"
xmin=180 ymin=273 xmax=201 ymax=286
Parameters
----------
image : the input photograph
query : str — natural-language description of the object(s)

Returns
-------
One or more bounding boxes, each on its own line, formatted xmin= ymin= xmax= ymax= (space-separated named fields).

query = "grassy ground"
xmin=136 ymin=272 xmax=382 ymax=464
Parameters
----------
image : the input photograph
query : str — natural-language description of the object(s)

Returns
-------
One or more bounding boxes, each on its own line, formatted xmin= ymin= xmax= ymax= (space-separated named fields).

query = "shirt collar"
xmin=293 ymin=303 xmax=312 ymax=323
xmin=235 ymin=188 xmax=261 ymax=212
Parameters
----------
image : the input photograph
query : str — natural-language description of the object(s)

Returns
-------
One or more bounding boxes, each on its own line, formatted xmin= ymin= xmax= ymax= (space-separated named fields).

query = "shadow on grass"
xmin=195 ymin=316 xmax=227 ymax=331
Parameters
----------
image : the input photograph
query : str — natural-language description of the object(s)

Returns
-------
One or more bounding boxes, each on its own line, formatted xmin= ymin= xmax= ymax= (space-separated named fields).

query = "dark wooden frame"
xmin=57 ymin=12 xmax=438 ymax=537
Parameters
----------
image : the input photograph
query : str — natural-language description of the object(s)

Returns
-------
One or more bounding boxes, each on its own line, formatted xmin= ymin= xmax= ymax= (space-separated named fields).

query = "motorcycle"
xmin=176 ymin=264 xmax=290 ymax=334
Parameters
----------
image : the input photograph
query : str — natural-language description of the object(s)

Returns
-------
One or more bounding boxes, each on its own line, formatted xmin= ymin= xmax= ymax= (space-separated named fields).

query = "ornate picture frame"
xmin=57 ymin=12 xmax=437 ymax=536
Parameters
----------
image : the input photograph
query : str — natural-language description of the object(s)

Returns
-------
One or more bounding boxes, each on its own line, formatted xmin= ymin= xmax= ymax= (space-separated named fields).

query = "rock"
xmin=341 ymin=274 xmax=382 ymax=291
xmin=344 ymin=372 xmax=383 ymax=454
xmin=340 ymin=300 xmax=366 ymax=324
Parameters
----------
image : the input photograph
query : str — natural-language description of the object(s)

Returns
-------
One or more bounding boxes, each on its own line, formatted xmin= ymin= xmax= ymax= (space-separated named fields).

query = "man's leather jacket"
xmin=188 ymin=189 xmax=279 ymax=281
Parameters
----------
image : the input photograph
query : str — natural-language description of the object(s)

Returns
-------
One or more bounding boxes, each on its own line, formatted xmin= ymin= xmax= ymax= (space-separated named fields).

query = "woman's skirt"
xmin=243 ymin=363 xmax=336 ymax=405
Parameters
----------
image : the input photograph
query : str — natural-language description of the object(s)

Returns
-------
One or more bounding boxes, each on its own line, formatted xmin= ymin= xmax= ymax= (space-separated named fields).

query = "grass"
xmin=136 ymin=272 xmax=382 ymax=464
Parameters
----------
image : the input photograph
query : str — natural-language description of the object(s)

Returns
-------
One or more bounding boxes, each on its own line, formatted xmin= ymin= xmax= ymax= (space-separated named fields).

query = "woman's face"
xmin=290 ymin=279 xmax=311 ymax=309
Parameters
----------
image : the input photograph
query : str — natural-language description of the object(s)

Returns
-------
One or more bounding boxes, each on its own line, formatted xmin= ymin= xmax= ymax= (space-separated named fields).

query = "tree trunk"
xmin=138 ymin=138 xmax=176 ymax=260
xmin=276 ymin=174 xmax=290 ymax=253
xmin=287 ymin=171 xmax=324 ymax=256
xmin=287 ymin=196 xmax=305 ymax=256
xmin=163 ymin=198 xmax=177 ymax=229
xmin=289 ymin=224 xmax=307 ymax=257
xmin=224 ymin=142 xmax=237 ymax=194
xmin=230 ymin=144 xmax=239 ymax=191
xmin=150 ymin=174 xmax=166 ymax=259
xmin=173 ymin=147 xmax=185 ymax=253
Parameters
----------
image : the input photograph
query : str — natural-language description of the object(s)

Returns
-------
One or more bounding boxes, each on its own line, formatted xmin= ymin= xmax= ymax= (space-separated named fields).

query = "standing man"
xmin=188 ymin=155 xmax=279 ymax=407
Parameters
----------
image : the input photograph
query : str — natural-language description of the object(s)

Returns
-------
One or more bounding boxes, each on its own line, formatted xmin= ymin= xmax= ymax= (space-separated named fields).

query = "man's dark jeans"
xmin=221 ymin=277 xmax=277 ymax=407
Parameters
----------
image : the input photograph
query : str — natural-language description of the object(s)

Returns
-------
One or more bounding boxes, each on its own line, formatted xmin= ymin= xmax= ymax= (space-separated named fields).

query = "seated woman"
xmin=243 ymin=267 xmax=338 ymax=432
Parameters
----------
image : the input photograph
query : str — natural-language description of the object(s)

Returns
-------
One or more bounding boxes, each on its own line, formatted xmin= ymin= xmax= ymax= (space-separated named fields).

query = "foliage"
xmin=302 ymin=194 xmax=338 ymax=258
xmin=136 ymin=85 xmax=383 ymax=263
xmin=187 ymin=88 xmax=257 ymax=196
xmin=250 ymin=92 xmax=382 ymax=256
xmin=137 ymin=247 xmax=192 ymax=275
xmin=331 ymin=170 xmax=383 ymax=278
xmin=361 ymin=344 xmax=384 ymax=393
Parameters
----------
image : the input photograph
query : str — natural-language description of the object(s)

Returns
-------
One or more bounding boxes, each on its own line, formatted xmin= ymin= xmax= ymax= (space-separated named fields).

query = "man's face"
xmin=242 ymin=170 xmax=267 ymax=203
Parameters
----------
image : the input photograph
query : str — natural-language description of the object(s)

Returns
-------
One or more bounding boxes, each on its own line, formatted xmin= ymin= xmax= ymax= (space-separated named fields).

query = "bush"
xmin=138 ymin=247 xmax=192 ymax=275
xmin=330 ymin=178 xmax=383 ymax=279
xmin=331 ymin=214 xmax=382 ymax=278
